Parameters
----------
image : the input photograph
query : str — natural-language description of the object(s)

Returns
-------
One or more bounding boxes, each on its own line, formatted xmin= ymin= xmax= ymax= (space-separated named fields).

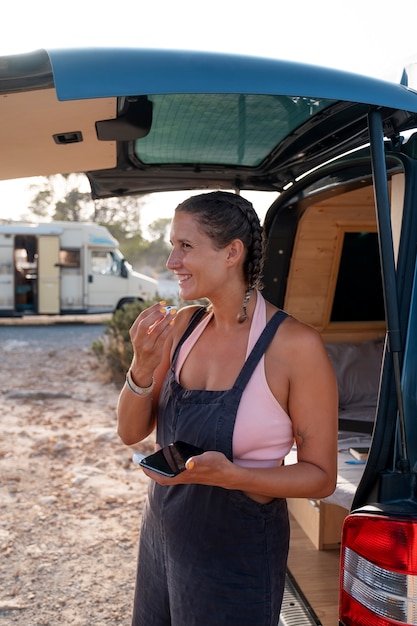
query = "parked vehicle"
xmin=0 ymin=221 xmax=158 ymax=315
xmin=2 ymin=47 xmax=417 ymax=624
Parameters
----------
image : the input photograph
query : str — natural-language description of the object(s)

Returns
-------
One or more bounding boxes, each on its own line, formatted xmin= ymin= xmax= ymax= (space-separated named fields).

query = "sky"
xmin=2 ymin=0 xmax=417 ymax=226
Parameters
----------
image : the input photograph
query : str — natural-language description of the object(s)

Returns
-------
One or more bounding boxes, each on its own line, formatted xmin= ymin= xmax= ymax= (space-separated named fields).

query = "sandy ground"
xmin=0 ymin=324 xmax=154 ymax=625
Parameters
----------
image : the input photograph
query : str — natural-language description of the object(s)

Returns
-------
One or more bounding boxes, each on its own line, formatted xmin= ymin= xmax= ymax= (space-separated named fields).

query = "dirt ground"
xmin=0 ymin=327 xmax=154 ymax=625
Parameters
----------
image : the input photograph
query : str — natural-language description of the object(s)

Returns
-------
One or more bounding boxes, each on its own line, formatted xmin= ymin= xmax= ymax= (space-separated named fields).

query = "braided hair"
xmin=175 ymin=191 xmax=265 ymax=320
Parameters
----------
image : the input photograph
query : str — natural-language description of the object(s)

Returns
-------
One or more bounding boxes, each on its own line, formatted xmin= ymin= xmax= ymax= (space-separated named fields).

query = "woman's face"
xmin=167 ymin=211 xmax=230 ymax=301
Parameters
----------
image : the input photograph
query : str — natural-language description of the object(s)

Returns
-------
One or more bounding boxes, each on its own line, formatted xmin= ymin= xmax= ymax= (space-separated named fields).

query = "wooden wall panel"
xmin=0 ymin=89 xmax=117 ymax=180
xmin=284 ymin=185 xmax=387 ymax=342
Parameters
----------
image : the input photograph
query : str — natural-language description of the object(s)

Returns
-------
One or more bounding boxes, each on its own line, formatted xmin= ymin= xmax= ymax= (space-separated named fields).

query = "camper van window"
xmin=91 ymin=250 xmax=121 ymax=276
xmin=331 ymin=231 xmax=385 ymax=322
xmin=59 ymin=249 xmax=80 ymax=268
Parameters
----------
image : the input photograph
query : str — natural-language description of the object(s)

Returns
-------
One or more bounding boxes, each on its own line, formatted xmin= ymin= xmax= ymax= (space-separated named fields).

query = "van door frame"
xmin=352 ymin=112 xmax=417 ymax=509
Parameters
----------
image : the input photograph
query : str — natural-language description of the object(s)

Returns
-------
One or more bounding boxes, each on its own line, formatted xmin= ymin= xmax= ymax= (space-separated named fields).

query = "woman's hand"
xmin=129 ymin=301 xmax=177 ymax=383
xmin=117 ymin=302 xmax=178 ymax=446
xmin=141 ymin=451 xmax=236 ymax=488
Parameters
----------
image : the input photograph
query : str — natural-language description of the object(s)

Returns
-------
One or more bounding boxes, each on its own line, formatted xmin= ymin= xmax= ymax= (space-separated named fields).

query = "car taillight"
xmin=340 ymin=513 xmax=417 ymax=625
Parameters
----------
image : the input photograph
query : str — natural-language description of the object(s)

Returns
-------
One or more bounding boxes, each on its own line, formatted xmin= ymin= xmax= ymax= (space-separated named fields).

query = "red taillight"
xmin=340 ymin=513 xmax=417 ymax=625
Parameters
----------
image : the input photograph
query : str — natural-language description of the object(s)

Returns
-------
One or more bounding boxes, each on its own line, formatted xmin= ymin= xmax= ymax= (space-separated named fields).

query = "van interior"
xmin=14 ymin=235 xmax=38 ymax=313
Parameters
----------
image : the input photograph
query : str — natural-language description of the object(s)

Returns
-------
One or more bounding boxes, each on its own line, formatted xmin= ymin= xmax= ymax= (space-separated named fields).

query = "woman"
xmin=117 ymin=191 xmax=338 ymax=626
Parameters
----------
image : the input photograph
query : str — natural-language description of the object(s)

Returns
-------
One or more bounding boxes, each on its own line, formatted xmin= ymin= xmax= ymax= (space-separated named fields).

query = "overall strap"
xmin=171 ymin=307 xmax=208 ymax=367
xmin=218 ymin=309 xmax=289 ymax=461
xmin=233 ymin=309 xmax=289 ymax=395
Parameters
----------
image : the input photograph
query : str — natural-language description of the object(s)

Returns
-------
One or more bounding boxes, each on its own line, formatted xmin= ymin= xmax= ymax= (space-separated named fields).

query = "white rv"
xmin=0 ymin=221 xmax=158 ymax=316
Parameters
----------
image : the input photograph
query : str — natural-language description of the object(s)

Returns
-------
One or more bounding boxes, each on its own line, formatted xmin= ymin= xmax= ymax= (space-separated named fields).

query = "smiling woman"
xmin=117 ymin=190 xmax=338 ymax=625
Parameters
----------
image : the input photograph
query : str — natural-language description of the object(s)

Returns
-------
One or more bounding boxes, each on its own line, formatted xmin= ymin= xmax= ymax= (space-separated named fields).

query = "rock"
xmin=0 ymin=336 xmax=146 ymax=623
xmin=5 ymin=390 xmax=72 ymax=400
xmin=0 ymin=599 xmax=27 ymax=611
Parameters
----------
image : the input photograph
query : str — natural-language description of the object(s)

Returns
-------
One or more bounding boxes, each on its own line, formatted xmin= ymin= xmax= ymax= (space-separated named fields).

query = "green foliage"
xmin=148 ymin=217 xmax=171 ymax=241
xmin=92 ymin=301 xmax=147 ymax=383
xmin=29 ymin=174 xmax=93 ymax=221
xmin=28 ymin=186 xmax=54 ymax=218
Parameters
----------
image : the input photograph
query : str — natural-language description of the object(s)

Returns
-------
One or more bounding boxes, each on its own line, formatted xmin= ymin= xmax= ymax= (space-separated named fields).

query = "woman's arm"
xmin=117 ymin=302 xmax=175 ymax=445
xmin=117 ymin=303 xmax=196 ymax=446
xmin=117 ymin=351 xmax=170 ymax=446
xmin=270 ymin=318 xmax=338 ymax=499
xmin=220 ymin=319 xmax=338 ymax=500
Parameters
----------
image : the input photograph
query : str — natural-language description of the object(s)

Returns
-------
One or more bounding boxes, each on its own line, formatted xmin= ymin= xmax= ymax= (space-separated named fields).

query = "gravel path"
xmin=0 ymin=328 xmax=153 ymax=625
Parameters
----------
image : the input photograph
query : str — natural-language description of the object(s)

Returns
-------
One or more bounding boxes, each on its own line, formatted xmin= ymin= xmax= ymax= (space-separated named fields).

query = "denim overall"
xmin=132 ymin=308 xmax=290 ymax=626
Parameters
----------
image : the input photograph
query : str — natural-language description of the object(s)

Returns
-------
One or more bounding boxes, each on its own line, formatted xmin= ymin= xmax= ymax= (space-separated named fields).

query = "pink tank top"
xmin=175 ymin=292 xmax=294 ymax=468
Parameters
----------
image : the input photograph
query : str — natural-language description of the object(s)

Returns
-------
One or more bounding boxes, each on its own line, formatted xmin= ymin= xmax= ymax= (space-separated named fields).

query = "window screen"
xmin=59 ymin=249 xmax=80 ymax=268
xmin=331 ymin=232 xmax=385 ymax=322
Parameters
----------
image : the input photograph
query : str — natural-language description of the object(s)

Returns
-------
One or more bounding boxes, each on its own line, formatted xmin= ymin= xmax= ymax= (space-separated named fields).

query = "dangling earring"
xmin=237 ymin=288 xmax=251 ymax=323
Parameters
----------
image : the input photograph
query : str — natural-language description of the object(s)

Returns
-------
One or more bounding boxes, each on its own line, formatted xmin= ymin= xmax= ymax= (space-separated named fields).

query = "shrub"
xmin=92 ymin=300 xmax=158 ymax=383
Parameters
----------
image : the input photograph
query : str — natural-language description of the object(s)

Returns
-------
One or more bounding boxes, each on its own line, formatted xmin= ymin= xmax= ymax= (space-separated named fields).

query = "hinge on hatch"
xmin=382 ymin=119 xmax=403 ymax=151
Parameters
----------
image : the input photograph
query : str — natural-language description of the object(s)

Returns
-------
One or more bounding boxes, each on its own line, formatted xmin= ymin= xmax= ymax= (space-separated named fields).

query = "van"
xmin=0 ymin=220 xmax=158 ymax=315
xmin=2 ymin=47 xmax=417 ymax=624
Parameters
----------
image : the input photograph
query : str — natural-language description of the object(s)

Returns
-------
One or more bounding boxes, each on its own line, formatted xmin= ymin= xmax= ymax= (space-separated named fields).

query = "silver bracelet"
xmin=126 ymin=370 xmax=154 ymax=397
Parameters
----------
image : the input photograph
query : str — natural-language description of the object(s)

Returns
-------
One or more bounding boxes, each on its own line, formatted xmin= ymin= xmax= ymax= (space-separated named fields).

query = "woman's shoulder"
xmin=265 ymin=301 xmax=324 ymax=351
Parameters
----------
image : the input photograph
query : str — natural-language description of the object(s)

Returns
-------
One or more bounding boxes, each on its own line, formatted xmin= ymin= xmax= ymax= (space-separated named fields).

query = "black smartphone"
xmin=139 ymin=441 xmax=205 ymax=477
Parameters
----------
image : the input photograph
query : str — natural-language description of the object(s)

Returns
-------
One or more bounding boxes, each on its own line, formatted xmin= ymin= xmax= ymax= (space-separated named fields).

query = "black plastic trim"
xmin=0 ymin=49 xmax=54 ymax=93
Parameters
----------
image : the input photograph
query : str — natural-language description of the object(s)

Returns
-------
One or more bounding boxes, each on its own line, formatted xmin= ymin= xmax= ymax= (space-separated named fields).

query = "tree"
xmin=27 ymin=186 xmax=54 ymax=219
xmin=28 ymin=174 xmax=92 ymax=221
xmin=27 ymin=174 xmax=148 ymax=237
xmin=142 ymin=218 xmax=171 ymax=272
xmin=25 ymin=173 xmax=166 ymax=273
xmin=148 ymin=217 xmax=171 ymax=242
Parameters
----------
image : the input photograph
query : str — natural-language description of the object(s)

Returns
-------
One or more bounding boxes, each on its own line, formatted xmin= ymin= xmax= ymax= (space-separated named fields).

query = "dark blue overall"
xmin=132 ymin=309 xmax=290 ymax=626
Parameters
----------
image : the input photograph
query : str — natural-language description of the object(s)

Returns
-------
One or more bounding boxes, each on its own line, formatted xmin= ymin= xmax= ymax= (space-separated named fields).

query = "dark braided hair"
xmin=175 ymin=191 xmax=265 ymax=292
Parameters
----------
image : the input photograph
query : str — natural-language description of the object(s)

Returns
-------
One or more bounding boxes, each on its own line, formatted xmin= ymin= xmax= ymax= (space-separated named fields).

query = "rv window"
xmin=331 ymin=232 xmax=385 ymax=322
xmin=91 ymin=250 xmax=121 ymax=275
xmin=59 ymin=249 xmax=80 ymax=268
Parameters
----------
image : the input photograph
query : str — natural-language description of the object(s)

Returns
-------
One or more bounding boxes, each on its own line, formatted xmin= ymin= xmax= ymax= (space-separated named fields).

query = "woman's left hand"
xmin=141 ymin=451 xmax=235 ymax=488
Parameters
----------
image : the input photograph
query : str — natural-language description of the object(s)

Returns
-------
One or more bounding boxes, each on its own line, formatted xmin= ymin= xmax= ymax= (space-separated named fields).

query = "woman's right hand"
xmin=129 ymin=301 xmax=177 ymax=384
xmin=117 ymin=301 xmax=178 ymax=445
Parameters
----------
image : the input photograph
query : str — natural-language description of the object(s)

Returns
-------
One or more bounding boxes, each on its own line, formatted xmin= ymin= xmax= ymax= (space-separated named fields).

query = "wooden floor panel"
xmin=287 ymin=513 xmax=341 ymax=626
